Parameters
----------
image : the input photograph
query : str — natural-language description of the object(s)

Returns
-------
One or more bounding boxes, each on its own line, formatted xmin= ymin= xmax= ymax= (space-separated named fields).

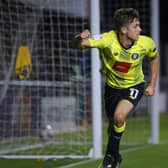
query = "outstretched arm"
xmin=144 ymin=54 xmax=159 ymax=96
xmin=72 ymin=29 xmax=91 ymax=49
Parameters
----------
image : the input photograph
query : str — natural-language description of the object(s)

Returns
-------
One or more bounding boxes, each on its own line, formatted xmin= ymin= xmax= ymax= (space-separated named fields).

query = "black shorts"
xmin=104 ymin=83 xmax=145 ymax=118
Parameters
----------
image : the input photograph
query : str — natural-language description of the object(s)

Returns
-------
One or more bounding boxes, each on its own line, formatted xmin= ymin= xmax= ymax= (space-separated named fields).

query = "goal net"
xmin=0 ymin=0 xmax=157 ymax=159
xmin=0 ymin=0 xmax=92 ymax=159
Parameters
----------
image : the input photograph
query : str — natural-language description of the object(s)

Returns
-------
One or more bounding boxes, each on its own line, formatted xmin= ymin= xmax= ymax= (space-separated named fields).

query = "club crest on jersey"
xmin=132 ymin=53 xmax=139 ymax=60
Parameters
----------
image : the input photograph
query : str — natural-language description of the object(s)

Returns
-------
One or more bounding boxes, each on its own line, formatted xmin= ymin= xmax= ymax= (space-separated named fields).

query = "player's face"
xmin=126 ymin=18 xmax=142 ymax=41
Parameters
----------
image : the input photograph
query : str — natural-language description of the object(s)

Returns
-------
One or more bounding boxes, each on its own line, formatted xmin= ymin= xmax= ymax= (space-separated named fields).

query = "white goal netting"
xmin=0 ymin=0 xmax=92 ymax=158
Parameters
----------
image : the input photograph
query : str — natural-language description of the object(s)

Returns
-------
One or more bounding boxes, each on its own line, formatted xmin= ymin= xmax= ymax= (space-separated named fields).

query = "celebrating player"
xmin=72 ymin=8 xmax=159 ymax=168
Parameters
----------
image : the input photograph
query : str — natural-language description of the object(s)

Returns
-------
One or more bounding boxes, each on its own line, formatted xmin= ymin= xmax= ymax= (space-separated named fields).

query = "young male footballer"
xmin=72 ymin=8 xmax=159 ymax=168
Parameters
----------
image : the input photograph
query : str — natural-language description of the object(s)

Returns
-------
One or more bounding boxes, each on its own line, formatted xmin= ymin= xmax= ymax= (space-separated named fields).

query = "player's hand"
xmin=72 ymin=29 xmax=91 ymax=49
xmin=80 ymin=29 xmax=91 ymax=39
xmin=144 ymin=85 xmax=155 ymax=96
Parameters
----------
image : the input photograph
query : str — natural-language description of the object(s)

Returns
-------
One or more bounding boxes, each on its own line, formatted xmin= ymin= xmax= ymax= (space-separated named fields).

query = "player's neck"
xmin=118 ymin=34 xmax=134 ymax=49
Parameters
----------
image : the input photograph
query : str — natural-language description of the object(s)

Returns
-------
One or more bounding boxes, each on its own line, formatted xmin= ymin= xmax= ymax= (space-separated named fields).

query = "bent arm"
xmin=144 ymin=53 xmax=159 ymax=96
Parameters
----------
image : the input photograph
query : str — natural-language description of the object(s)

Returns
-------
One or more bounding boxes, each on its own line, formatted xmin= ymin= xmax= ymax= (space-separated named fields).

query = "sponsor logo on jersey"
xmin=112 ymin=61 xmax=131 ymax=73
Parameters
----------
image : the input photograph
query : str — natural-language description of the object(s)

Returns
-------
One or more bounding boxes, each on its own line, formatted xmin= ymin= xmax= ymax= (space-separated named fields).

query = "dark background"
xmin=160 ymin=1 xmax=168 ymax=43
xmin=160 ymin=1 xmax=168 ymax=76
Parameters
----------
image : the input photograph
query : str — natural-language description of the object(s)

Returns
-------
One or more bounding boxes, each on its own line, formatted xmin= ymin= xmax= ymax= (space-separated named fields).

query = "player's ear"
xmin=120 ymin=26 xmax=127 ymax=35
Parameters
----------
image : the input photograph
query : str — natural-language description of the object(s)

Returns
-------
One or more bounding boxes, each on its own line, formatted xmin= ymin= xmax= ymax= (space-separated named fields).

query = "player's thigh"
xmin=113 ymin=99 xmax=133 ymax=122
xmin=113 ymin=83 xmax=145 ymax=122
xmin=104 ymin=84 xmax=121 ymax=118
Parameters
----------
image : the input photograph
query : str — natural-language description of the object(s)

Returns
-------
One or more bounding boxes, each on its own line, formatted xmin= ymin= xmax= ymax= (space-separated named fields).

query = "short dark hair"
xmin=113 ymin=8 xmax=139 ymax=32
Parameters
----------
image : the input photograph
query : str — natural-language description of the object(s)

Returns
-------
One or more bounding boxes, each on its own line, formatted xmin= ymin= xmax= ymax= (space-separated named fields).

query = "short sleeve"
xmin=89 ymin=32 xmax=112 ymax=49
xmin=145 ymin=37 xmax=157 ymax=58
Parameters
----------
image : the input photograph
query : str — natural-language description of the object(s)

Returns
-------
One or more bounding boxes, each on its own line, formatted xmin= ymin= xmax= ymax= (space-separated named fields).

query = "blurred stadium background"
xmin=0 ymin=0 xmax=167 ymax=167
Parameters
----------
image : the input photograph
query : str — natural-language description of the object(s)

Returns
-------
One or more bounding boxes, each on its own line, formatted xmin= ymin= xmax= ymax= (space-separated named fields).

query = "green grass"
xmin=69 ymin=113 xmax=168 ymax=168
xmin=0 ymin=113 xmax=168 ymax=168
xmin=1 ymin=143 xmax=167 ymax=168
xmin=68 ymin=143 xmax=168 ymax=168
xmin=121 ymin=144 xmax=168 ymax=168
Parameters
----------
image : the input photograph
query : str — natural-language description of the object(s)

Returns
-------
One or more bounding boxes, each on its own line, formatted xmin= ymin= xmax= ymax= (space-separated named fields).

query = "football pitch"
xmin=61 ymin=143 xmax=168 ymax=168
xmin=0 ymin=113 xmax=168 ymax=168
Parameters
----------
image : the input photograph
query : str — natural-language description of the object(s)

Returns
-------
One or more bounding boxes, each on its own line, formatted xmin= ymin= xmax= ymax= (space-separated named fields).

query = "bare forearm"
xmin=144 ymin=54 xmax=159 ymax=96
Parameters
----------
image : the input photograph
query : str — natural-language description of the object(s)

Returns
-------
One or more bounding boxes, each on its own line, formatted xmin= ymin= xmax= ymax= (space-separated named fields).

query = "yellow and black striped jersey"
xmin=89 ymin=30 xmax=157 ymax=88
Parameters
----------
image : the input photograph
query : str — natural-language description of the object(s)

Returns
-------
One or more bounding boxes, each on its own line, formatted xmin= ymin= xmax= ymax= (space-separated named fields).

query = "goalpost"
xmin=150 ymin=0 xmax=160 ymax=144
xmin=0 ymin=0 xmax=159 ymax=159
